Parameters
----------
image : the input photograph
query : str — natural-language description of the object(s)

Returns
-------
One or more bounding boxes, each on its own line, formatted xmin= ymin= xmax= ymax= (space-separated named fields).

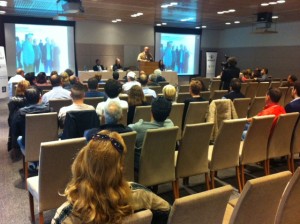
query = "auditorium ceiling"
xmin=1 ymin=0 xmax=300 ymax=29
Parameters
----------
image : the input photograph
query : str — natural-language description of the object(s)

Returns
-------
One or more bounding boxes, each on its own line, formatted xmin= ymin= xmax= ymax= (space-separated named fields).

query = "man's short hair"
xmin=25 ymin=72 xmax=36 ymax=85
xmin=139 ymin=74 xmax=148 ymax=86
xmin=227 ymin=57 xmax=237 ymax=67
xmin=267 ymin=87 xmax=282 ymax=103
xmin=230 ymin=78 xmax=241 ymax=92
xmin=104 ymin=79 xmax=122 ymax=98
xmin=50 ymin=74 xmax=61 ymax=87
xmin=104 ymin=101 xmax=122 ymax=124
xmin=293 ymin=81 xmax=300 ymax=96
xmin=149 ymin=73 xmax=157 ymax=82
xmin=151 ymin=96 xmax=172 ymax=122
xmin=154 ymin=69 xmax=162 ymax=76
xmin=69 ymin=76 xmax=77 ymax=85
xmin=50 ymin=71 xmax=58 ymax=76
xmin=25 ymin=86 xmax=41 ymax=105
xmin=189 ymin=80 xmax=202 ymax=95
xmin=64 ymin=69 xmax=74 ymax=76
xmin=16 ymin=69 xmax=24 ymax=75
xmin=112 ymin=71 xmax=119 ymax=80
xmin=88 ymin=77 xmax=98 ymax=90
xmin=290 ymin=75 xmax=298 ymax=82
xmin=71 ymin=83 xmax=85 ymax=100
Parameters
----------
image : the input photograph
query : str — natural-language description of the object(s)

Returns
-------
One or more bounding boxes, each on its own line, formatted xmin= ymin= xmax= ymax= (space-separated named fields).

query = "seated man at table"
xmin=58 ymin=83 xmax=95 ymax=126
xmin=128 ymin=97 xmax=174 ymax=170
xmin=93 ymin=59 xmax=104 ymax=71
xmin=85 ymin=77 xmax=106 ymax=98
xmin=84 ymin=100 xmax=131 ymax=141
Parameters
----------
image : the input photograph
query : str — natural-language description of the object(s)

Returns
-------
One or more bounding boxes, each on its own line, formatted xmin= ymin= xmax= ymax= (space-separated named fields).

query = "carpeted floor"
xmin=0 ymin=97 xmax=296 ymax=224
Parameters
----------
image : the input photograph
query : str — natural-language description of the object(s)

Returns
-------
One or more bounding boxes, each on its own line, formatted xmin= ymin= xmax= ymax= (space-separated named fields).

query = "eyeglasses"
xmin=92 ymin=134 xmax=124 ymax=154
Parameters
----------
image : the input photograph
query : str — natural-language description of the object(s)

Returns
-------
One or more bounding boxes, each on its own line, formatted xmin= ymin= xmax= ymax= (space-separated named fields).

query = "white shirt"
xmin=122 ymin=81 xmax=141 ymax=92
xmin=58 ymin=103 xmax=95 ymax=124
xmin=142 ymin=86 xmax=157 ymax=98
xmin=8 ymin=75 xmax=25 ymax=98
xmin=96 ymin=97 xmax=128 ymax=118
xmin=42 ymin=86 xmax=71 ymax=105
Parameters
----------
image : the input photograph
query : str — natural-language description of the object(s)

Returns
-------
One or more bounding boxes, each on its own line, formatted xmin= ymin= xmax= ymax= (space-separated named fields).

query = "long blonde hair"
xmin=65 ymin=130 xmax=132 ymax=223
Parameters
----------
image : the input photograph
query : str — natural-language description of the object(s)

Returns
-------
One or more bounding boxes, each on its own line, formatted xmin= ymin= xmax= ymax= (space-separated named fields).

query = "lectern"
xmin=139 ymin=61 xmax=159 ymax=75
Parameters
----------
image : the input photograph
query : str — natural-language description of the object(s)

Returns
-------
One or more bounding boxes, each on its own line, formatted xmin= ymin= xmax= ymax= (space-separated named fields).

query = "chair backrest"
xmin=275 ymin=168 xmax=300 ymax=224
xmin=200 ymin=77 xmax=211 ymax=90
xmin=179 ymin=85 xmax=189 ymax=93
xmin=38 ymin=137 xmax=86 ymax=211
xmin=149 ymin=86 xmax=162 ymax=94
xmin=291 ymin=118 xmax=300 ymax=154
xmin=120 ymin=108 xmax=128 ymax=126
xmin=211 ymin=90 xmax=228 ymax=100
xmin=167 ymin=185 xmax=233 ymax=224
xmin=210 ymin=119 xmax=247 ymax=171
xmin=169 ymin=103 xmax=184 ymax=140
xmin=233 ymin=98 xmax=251 ymax=118
xmin=120 ymin=131 xmax=137 ymax=181
xmin=97 ymin=87 xmax=105 ymax=92
xmin=278 ymin=87 xmax=288 ymax=107
xmin=184 ymin=101 xmax=209 ymax=127
xmin=240 ymin=83 xmax=248 ymax=96
xmin=83 ymin=97 xmax=104 ymax=108
xmin=49 ymin=99 xmax=72 ymax=113
xmin=42 ymin=89 xmax=50 ymax=95
xmin=61 ymin=110 xmax=100 ymax=140
xmin=119 ymin=95 xmax=128 ymax=102
xmin=284 ymin=87 xmax=293 ymax=106
xmin=247 ymin=96 xmax=265 ymax=117
xmin=229 ymin=171 xmax=292 ymax=224
xmin=25 ymin=112 xmax=58 ymax=162
xmin=255 ymin=82 xmax=270 ymax=97
xmin=177 ymin=93 xmax=191 ymax=103
xmin=158 ymin=81 xmax=169 ymax=87
xmin=176 ymin=123 xmax=214 ymax=178
xmin=209 ymin=80 xmax=221 ymax=92
xmin=267 ymin=112 xmax=299 ymax=159
xmin=139 ymin=127 xmax=178 ymax=186
xmin=245 ymin=82 xmax=259 ymax=99
xmin=200 ymin=91 xmax=210 ymax=101
xmin=132 ymin=106 xmax=151 ymax=124
xmin=270 ymin=81 xmax=281 ymax=89
xmin=144 ymin=95 xmax=153 ymax=104
xmin=123 ymin=210 xmax=153 ymax=224
xmin=240 ymin=115 xmax=275 ymax=165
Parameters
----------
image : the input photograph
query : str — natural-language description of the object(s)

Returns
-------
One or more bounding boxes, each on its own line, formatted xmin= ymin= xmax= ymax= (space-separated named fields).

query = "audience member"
xmin=112 ymin=71 xmax=120 ymax=80
xmin=285 ymin=81 xmax=300 ymax=113
xmin=148 ymin=73 xmax=159 ymax=86
xmin=84 ymin=101 xmax=132 ymax=141
xmin=113 ymin=58 xmax=123 ymax=71
xmin=60 ymin=72 xmax=72 ymax=90
xmin=128 ymin=97 xmax=174 ymax=170
xmin=35 ymin=72 xmax=49 ymax=86
xmin=182 ymin=80 xmax=206 ymax=126
xmin=240 ymin=69 xmax=251 ymax=82
xmin=158 ymin=59 xmax=165 ymax=71
xmin=221 ymin=57 xmax=240 ymax=90
xmin=12 ymin=86 xmax=50 ymax=154
xmin=127 ymin=85 xmax=149 ymax=124
xmin=8 ymin=68 xmax=25 ymax=98
xmin=42 ymin=74 xmax=71 ymax=104
xmin=64 ymin=68 xmax=74 ymax=77
xmin=52 ymin=130 xmax=170 ymax=224
xmin=93 ymin=59 xmax=104 ymax=71
xmin=24 ymin=72 xmax=36 ymax=86
xmin=162 ymin=84 xmax=177 ymax=103
xmin=96 ymin=79 xmax=128 ymax=120
xmin=50 ymin=71 xmax=58 ymax=76
xmin=282 ymin=74 xmax=298 ymax=87
xmin=242 ymin=87 xmax=286 ymax=139
xmin=223 ymin=78 xmax=245 ymax=101
xmin=58 ymin=83 xmax=95 ymax=126
xmin=154 ymin=69 xmax=166 ymax=82
xmin=255 ymin=68 xmax=271 ymax=82
xmin=85 ymin=77 xmax=106 ymax=98
xmin=69 ymin=75 xmax=78 ymax=86
xmin=122 ymin=71 xmax=141 ymax=92
xmin=139 ymin=74 xmax=157 ymax=98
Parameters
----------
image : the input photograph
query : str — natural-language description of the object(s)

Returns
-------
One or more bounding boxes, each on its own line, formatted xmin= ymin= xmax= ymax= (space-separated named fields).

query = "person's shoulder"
xmin=52 ymin=202 xmax=74 ymax=224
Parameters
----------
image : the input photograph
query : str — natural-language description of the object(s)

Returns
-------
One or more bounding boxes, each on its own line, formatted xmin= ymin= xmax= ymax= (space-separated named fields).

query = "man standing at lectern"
xmin=137 ymin=46 xmax=154 ymax=62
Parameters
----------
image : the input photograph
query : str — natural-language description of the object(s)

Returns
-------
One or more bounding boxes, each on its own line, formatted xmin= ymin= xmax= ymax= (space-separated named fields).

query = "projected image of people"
xmin=155 ymin=33 xmax=199 ymax=75
xmin=15 ymin=24 xmax=72 ymax=75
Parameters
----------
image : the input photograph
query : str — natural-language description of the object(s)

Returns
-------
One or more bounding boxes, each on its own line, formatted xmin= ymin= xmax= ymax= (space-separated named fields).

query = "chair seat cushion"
xmin=27 ymin=176 xmax=39 ymax=201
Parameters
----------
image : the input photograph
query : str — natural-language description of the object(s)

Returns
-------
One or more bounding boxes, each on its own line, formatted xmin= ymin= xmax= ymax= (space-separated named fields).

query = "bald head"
xmin=139 ymin=74 xmax=148 ymax=86
xmin=16 ymin=68 xmax=24 ymax=77
xmin=144 ymin=47 xmax=150 ymax=53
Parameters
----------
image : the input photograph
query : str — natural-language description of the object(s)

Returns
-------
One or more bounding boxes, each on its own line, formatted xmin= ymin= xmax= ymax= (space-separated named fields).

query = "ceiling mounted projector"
xmin=58 ymin=0 xmax=84 ymax=14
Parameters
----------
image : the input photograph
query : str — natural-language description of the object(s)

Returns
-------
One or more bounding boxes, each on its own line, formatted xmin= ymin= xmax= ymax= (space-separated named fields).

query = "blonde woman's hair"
xmin=64 ymin=130 xmax=132 ymax=223
xmin=163 ymin=84 xmax=177 ymax=102
xmin=15 ymin=80 xmax=30 ymax=96
xmin=128 ymin=85 xmax=145 ymax=106
xmin=60 ymin=72 xmax=70 ymax=85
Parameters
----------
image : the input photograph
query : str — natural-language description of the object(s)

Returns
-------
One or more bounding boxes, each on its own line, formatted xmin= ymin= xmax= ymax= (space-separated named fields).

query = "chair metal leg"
xmin=29 ymin=192 xmax=35 ymax=223
xmin=291 ymin=154 xmax=295 ymax=173
xmin=264 ymin=159 xmax=270 ymax=175
xmin=25 ymin=161 xmax=29 ymax=190
xmin=210 ymin=171 xmax=215 ymax=189
xmin=39 ymin=212 xmax=44 ymax=224
xmin=287 ymin=155 xmax=292 ymax=172
xmin=205 ymin=173 xmax=210 ymax=190
xmin=172 ymin=181 xmax=179 ymax=199
xmin=236 ymin=166 xmax=242 ymax=193
xmin=240 ymin=165 xmax=245 ymax=189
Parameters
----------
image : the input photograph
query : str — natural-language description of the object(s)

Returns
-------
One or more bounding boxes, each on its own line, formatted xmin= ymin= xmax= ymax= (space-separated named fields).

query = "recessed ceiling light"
xmin=195 ymin=26 xmax=200 ymax=29
xmin=161 ymin=4 xmax=169 ymax=8
xmin=116 ymin=19 xmax=121 ymax=22
xmin=162 ymin=22 xmax=167 ymax=25
xmin=0 ymin=10 xmax=6 ymax=14
xmin=112 ymin=20 xmax=117 ymax=23
xmin=234 ymin=21 xmax=240 ymax=24
xmin=136 ymin=12 xmax=143 ymax=16
xmin=272 ymin=16 xmax=279 ymax=19
xmin=170 ymin=2 xmax=178 ymax=6
xmin=201 ymin=26 xmax=207 ymax=28
xmin=228 ymin=9 xmax=236 ymax=12
xmin=217 ymin=11 xmax=224 ymax=14
xmin=269 ymin=2 xmax=277 ymax=5
xmin=0 ymin=1 xmax=7 ymax=7
xmin=156 ymin=23 xmax=161 ymax=26
xmin=261 ymin=3 xmax=269 ymax=6
xmin=131 ymin=14 xmax=137 ymax=17
xmin=277 ymin=0 xmax=285 ymax=3
xmin=225 ymin=22 xmax=231 ymax=25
